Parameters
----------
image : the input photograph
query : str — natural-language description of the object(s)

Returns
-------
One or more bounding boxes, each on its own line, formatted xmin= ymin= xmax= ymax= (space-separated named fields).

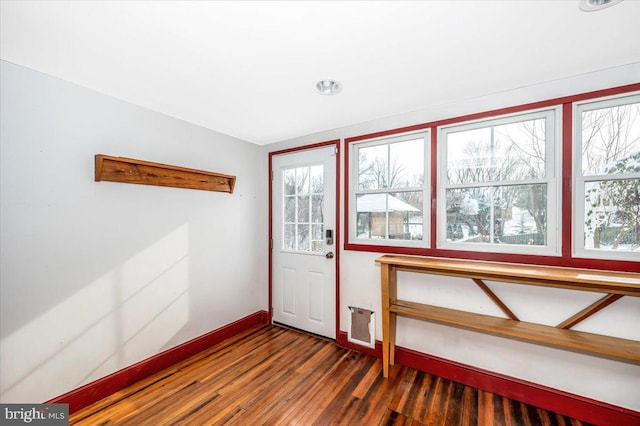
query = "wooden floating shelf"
xmin=95 ymin=154 xmax=235 ymax=193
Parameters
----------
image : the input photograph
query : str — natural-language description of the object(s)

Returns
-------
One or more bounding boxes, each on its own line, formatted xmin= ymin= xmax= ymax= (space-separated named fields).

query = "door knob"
xmin=325 ymin=251 xmax=334 ymax=259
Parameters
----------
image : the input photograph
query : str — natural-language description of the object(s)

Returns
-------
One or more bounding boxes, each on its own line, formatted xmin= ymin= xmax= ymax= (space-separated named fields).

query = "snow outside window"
xmin=437 ymin=108 xmax=561 ymax=255
xmin=574 ymin=93 xmax=640 ymax=261
xmin=350 ymin=131 xmax=429 ymax=247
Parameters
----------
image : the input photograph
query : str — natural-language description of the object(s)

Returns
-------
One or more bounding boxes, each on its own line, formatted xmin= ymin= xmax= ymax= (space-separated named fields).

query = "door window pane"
xmin=311 ymin=195 xmax=323 ymax=223
xmin=296 ymin=168 xmax=309 ymax=194
xmin=284 ymin=197 xmax=295 ymax=223
xmin=283 ymin=224 xmax=296 ymax=250
xmin=297 ymin=195 xmax=310 ymax=222
xmin=284 ymin=169 xmax=296 ymax=195
xmin=297 ymin=224 xmax=310 ymax=251
xmin=282 ymin=165 xmax=324 ymax=253
xmin=311 ymin=165 xmax=323 ymax=193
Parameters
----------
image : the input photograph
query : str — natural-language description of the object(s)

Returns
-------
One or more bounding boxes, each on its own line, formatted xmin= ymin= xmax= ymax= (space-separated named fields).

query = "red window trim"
xmin=344 ymin=82 xmax=640 ymax=273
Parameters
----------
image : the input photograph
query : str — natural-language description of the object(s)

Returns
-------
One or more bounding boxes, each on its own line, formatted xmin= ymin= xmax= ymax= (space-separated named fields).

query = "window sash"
xmin=350 ymin=130 xmax=430 ymax=247
xmin=573 ymin=92 xmax=640 ymax=261
xmin=437 ymin=107 xmax=561 ymax=255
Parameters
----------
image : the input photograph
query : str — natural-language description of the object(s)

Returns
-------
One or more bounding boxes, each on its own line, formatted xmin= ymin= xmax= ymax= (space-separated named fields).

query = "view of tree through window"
xmin=354 ymin=135 xmax=426 ymax=242
xmin=579 ymin=99 xmax=640 ymax=254
xmin=442 ymin=112 xmax=555 ymax=248
xmin=347 ymin=90 xmax=638 ymax=261
xmin=283 ymin=165 xmax=324 ymax=252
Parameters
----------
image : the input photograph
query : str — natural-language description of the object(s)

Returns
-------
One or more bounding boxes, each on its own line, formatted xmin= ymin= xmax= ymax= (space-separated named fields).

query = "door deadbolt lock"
xmin=325 ymin=229 xmax=334 ymax=245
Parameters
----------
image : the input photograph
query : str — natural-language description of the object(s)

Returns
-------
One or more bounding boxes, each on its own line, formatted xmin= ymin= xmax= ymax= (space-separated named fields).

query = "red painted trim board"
xmin=336 ymin=328 xmax=382 ymax=359
xmin=337 ymin=331 xmax=640 ymax=426
xmin=46 ymin=310 xmax=269 ymax=414
xmin=561 ymin=102 xmax=574 ymax=260
xmin=335 ymin=140 xmax=342 ymax=340
xmin=268 ymin=152 xmax=273 ymax=323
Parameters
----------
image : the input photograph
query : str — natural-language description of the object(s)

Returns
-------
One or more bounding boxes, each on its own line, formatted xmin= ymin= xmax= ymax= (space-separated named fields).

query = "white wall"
xmin=0 ymin=60 xmax=268 ymax=403
xmin=264 ymin=63 xmax=640 ymax=410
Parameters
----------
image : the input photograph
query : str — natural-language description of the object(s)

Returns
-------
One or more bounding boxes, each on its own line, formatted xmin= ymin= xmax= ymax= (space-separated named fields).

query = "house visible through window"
xmin=574 ymin=93 xmax=640 ymax=261
xmin=351 ymin=132 xmax=429 ymax=246
xmin=345 ymin=85 xmax=639 ymax=268
xmin=438 ymin=109 xmax=560 ymax=255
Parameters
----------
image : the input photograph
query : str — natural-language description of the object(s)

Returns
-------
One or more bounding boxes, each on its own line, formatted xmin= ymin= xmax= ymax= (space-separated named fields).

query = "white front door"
xmin=271 ymin=145 xmax=337 ymax=339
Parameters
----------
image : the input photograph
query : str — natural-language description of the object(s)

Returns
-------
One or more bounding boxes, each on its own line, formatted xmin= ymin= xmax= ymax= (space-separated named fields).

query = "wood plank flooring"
xmin=70 ymin=325 xmax=591 ymax=425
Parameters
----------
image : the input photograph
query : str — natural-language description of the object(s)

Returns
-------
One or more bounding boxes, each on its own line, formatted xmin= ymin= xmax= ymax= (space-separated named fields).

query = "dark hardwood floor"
xmin=70 ymin=325 xmax=591 ymax=425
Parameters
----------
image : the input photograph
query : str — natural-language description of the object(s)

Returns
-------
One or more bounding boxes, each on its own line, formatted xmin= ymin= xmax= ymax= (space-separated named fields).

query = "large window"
xmin=438 ymin=109 xmax=560 ymax=255
xmin=345 ymin=84 xmax=639 ymax=269
xmin=574 ymin=93 xmax=640 ymax=261
xmin=350 ymin=131 xmax=429 ymax=246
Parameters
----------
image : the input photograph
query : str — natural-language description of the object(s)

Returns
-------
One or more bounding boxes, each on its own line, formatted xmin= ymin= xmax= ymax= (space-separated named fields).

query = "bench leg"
xmin=381 ymin=264 xmax=391 ymax=378
xmin=389 ymin=312 xmax=396 ymax=367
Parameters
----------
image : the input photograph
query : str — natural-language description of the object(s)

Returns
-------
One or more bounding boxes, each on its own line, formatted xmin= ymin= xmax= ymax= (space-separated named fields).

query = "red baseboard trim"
xmin=335 ymin=329 xmax=382 ymax=358
xmin=46 ymin=310 xmax=269 ymax=414
xmin=337 ymin=331 xmax=640 ymax=426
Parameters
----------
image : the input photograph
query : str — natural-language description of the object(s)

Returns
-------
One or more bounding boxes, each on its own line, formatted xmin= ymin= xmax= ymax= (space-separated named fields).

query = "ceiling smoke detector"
xmin=579 ymin=0 xmax=624 ymax=11
xmin=315 ymin=80 xmax=342 ymax=95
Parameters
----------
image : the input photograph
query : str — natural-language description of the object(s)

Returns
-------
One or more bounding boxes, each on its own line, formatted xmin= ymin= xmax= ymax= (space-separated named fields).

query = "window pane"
xmin=311 ymin=194 xmax=323 ymax=223
xmin=297 ymin=195 xmax=309 ymax=223
xmin=282 ymin=164 xmax=323 ymax=252
xmin=297 ymin=224 xmax=310 ymax=251
xmin=283 ymin=224 xmax=296 ymax=250
xmin=447 ymin=118 xmax=546 ymax=184
xmin=584 ymin=178 xmax=640 ymax=251
xmin=389 ymin=139 xmax=424 ymax=188
xmin=581 ymin=102 xmax=640 ymax=176
xmin=390 ymin=192 xmax=423 ymax=240
xmin=284 ymin=196 xmax=295 ymax=223
xmin=283 ymin=168 xmax=296 ymax=195
xmin=356 ymin=192 xmax=422 ymax=240
xmin=358 ymin=144 xmax=387 ymax=190
xmin=358 ymin=140 xmax=424 ymax=190
xmin=311 ymin=165 xmax=323 ymax=193
xmin=311 ymin=224 xmax=323 ymax=253
xmin=296 ymin=167 xmax=309 ymax=194
xmin=356 ymin=194 xmax=386 ymax=239
xmin=446 ymin=185 xmax=547 ymax=245
xmin=352 ymin=131 xmax=429 ymax=247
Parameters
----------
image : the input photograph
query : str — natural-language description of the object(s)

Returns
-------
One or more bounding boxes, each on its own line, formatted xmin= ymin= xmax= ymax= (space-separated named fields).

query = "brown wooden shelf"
xmin=95 ymin=154 xmax=236 ymax=193
xmin=390 ymin=299 xmax=640 ymax=364
xmin=376 ymin=255 xmax=640 ymax=378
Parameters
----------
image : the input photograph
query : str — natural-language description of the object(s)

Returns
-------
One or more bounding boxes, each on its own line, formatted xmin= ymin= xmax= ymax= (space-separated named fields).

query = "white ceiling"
xmin=1 ymin=1 xmax=639 ymax=145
